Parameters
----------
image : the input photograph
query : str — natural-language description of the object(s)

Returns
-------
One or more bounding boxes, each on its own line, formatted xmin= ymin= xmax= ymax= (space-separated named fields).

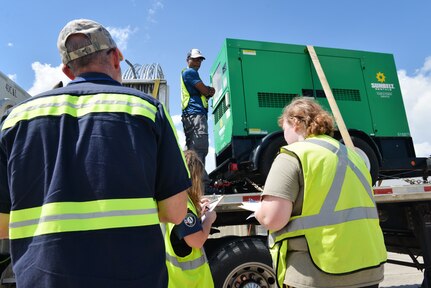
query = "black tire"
xmin=258 ymin=136 xmax=287 ymax=182
xmin=207 ymin=237 xmax=277 ymax=288
xmin=350 ymin=136 xmax=379 ymax=185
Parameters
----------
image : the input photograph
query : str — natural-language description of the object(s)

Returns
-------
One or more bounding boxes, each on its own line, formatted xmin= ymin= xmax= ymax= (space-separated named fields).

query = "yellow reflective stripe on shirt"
xmin=2 ymin=93 xmax=158 ymax=130
xmin=9 ymin=198 xmax=159 ymax=239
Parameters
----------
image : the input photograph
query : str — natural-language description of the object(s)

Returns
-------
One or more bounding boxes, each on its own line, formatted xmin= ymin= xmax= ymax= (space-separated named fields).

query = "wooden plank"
xmin=307 ymin=45 xmax=354 ymax=149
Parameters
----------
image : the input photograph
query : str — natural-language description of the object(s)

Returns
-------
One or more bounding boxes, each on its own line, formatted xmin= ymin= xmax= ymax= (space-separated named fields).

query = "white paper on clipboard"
xmin=239 ymin=202 xmax=260 ymax=212
xmin=201 ymin=195 xmax=224 ymax=222
xmin=207 ymin=195 xmax=224 ymax=211
xmin=239 ymin=202 xmax=260 ymax=220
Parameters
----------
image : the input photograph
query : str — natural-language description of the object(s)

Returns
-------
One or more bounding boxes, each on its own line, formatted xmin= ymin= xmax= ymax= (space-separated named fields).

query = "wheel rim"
xmin=222 ymin=261 xmax=276 ymax=288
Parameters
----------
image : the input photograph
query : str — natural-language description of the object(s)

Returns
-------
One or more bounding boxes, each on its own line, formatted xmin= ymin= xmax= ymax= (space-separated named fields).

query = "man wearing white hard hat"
xmin=180 ymin=49 xmax=215 ymax=166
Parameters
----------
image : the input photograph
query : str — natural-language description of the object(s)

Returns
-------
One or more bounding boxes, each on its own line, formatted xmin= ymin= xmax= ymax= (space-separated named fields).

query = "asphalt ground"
xmin=381 ymin=252 xmax=425 ymax=288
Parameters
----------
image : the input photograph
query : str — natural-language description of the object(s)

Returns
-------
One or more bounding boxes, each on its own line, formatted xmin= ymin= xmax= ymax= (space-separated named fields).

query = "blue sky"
xmin=1 ymin=0 xmax=430 ymax=174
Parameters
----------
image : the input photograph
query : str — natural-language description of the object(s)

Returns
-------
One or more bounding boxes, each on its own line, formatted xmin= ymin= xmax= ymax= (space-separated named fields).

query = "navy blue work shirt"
xmin=0 ymin=73 xmax=191 ymax=288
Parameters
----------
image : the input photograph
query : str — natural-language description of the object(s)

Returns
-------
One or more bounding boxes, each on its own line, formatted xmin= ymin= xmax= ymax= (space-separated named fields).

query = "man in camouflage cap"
xmin=57 ymin=18 xmax=124 ymax=82
xmin=0 ymin=18 xmax=190 ymax=287
xmin=58 ymin=18 xmax=123 ymax=65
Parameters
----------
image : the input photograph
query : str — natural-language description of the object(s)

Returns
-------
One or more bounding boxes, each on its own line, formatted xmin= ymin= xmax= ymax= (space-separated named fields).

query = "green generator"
xmin=209 ymin=38 xmax=427 ymax=185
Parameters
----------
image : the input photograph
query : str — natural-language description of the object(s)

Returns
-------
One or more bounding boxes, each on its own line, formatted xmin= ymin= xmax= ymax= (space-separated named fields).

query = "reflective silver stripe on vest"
xmin=306 ymin=139 xmax=375 ymax=207
xmin=9 ymin=208 xmax=158 ymax=229
xmin=271 ymin=139 xmax=378 ymax=241
xmin=165 ymin=251 xmax=208 ymax=271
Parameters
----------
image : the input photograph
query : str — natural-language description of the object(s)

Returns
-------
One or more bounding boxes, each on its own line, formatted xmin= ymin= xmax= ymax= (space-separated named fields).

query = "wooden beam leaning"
xmin=306 ymin=45 xmax=355 ymax=149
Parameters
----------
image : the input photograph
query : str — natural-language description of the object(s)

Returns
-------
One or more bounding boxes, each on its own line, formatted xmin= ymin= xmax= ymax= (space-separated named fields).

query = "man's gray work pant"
xmin=181 ymin=114 xmax=209 ymax=165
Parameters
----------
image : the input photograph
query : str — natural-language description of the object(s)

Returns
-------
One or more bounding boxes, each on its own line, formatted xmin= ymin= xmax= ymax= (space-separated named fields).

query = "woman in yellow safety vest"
xmin=255 ymin=97 xmax=387 ymax=288
xmin=163 ymin=150 xmax=216 ymax=288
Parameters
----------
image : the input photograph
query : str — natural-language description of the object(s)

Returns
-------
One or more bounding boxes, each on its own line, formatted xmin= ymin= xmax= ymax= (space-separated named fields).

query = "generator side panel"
xmin=361 ymin=52 xmax=411 ymax=138
xmin=211 ymin=40 xmax=237 ymax=156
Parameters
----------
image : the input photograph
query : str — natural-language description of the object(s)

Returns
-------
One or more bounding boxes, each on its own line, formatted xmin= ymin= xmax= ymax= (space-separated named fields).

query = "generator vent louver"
xmin=315 ymin=88 xmax=361 ymax=101
xmin=258 ymin=92 xmax=297 ymax=108
xmin=214 ymin=97 xmax=228 ymax=124
xmin=333 ymin=88 xmax=361 ymax=101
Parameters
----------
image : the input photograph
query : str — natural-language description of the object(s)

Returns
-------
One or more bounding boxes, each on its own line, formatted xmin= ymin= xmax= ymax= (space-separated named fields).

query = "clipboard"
xmin=201 ymin=195 xmax=224 ymax=222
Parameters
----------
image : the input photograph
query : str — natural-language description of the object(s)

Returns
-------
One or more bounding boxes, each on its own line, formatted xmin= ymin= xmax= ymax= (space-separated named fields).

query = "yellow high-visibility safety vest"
xmin=268 ymin=135 xmax=387 ymax=287
xmin=180 ymin=69 xmax=208 ymax=111
xmin=162 ymin=198 xmax=214 ymax=288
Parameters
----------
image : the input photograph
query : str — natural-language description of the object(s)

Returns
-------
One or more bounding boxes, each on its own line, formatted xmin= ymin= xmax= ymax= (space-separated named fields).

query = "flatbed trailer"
xmin=204 ymin=183 xmax=431 ymax=288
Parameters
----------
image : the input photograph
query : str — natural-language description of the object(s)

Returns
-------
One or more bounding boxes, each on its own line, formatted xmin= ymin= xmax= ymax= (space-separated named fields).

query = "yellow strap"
xmin=152 ymin=79 xmax=161 ymax=99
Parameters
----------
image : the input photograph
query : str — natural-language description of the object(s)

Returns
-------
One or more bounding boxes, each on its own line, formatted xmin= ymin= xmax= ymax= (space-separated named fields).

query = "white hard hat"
xmin=187 ymin=48 xmax=205 ymax=59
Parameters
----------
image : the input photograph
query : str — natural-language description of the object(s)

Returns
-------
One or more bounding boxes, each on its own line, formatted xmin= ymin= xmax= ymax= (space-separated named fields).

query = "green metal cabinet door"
xmin=239 ymin=49 xmax=313 ymax=136
xmin=310 ymin=53 xmax=375 ymax=135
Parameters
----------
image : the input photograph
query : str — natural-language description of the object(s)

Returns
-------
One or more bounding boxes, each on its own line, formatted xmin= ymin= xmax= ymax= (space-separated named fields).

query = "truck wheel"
xmin=258 ymin=136 xmax=287 ymax=182
xmin=351 ymin=137 xmax=379 ymax=185
xmin=208 ymin=237 xmax=276 ymax=288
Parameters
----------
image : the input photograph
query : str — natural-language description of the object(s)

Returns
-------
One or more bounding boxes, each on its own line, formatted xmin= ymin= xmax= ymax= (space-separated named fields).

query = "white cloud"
xmin=7 ymin=74 xmax=17 ymax=82
xmin=172 ymin=113 xmax=216 ymax=172
xmin=398 ymin=57 xmax=431 ymax=157
xmin=147 ymin=1 xmax=164 ymax=24
xmin=142 ymin=1 xmax=164 ymax=41
xmin=171 ymin=114 xmax=181 ymax=126
xmin=107 ymin=26 xmax=136 ymax=52
xmin=417 ymin=56 xmax=431 ymax=75
xmin=7 ymin=43 xmax=13 ymax=47
xmin=206 ymin=145 xmax=216 ymax=173
xmin=27 ymin=62 xmax=70 ymax=96
xmin=414 ymin=142 xmax=431 ymax=158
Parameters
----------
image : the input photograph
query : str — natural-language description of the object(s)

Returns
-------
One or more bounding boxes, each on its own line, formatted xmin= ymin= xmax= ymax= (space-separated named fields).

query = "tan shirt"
xmin=262 ymin=153 xmax=384 ymax=288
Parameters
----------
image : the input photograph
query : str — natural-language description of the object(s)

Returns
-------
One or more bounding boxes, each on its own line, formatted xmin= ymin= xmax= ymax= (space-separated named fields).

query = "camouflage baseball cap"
xmin=57 ymin=19 xmax=118 ymax=64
